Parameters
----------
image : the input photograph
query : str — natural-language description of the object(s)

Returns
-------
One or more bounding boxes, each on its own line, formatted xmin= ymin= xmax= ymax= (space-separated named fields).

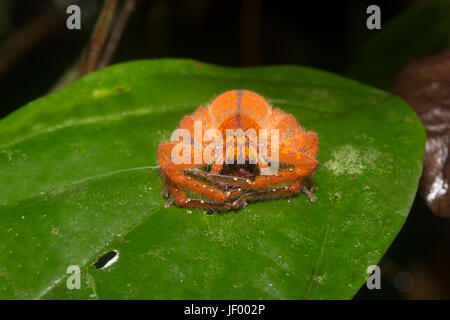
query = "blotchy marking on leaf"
xmin=324 ymin=145 xmax=380 ymax=176
xmin=92 ymin=89 xmax=113 ymax=98
xmin=331 ymin=192 xmax=341 ymax=201
xmin=169 ymin=265 xmax=186 ymax=283
xmin=0 ymin=149 xmax=27 ymax=162
xmin=313 ymin=273 xmax=327 ymax=284
xmin=361 ymin=250 xmax=382 ymax=267
xmin=255 ymin=269 xmax=284 ymax=299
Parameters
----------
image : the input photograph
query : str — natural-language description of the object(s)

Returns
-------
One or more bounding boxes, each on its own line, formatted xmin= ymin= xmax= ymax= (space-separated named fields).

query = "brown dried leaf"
xmin=394 ymin=52 xmax=450 ymax=217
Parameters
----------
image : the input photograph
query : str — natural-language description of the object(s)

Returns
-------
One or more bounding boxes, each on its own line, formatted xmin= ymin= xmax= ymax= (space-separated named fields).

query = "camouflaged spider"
xmin=157 ymin=90 xmax=319 ymax=212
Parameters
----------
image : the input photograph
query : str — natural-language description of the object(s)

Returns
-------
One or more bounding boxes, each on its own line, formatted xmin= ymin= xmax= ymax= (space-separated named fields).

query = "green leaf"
xmin=0 ymin=59 xmax=425 ymax=299
xmin=348 ymin=0 xmax=450 ymax=90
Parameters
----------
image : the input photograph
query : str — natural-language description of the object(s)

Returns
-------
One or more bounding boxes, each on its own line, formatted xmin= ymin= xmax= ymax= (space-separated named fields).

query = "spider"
xmin=157 ymin=89 xmax=319 ymax=212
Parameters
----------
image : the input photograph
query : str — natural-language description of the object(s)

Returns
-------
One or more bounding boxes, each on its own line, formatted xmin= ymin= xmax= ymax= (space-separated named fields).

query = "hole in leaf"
xmin=93 ymin=250 xmax=119 ymax=269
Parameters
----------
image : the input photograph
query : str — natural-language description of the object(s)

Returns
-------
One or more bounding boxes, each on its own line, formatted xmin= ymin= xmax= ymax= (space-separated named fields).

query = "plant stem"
xmin=83 ymin=0 xmax=119 ymax=75
xmin=98 ymin=0 xmax=137 ymax=69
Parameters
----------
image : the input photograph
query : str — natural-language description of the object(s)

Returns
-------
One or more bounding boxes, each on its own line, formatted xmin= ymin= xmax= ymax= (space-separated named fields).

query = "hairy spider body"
xmin=157 ymin=89 xmax=319 ymax=212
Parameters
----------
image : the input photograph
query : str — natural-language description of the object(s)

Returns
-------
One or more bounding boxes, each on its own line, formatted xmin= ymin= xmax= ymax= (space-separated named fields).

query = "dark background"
xmin=0 ymin=0 xmax=449 ymax=299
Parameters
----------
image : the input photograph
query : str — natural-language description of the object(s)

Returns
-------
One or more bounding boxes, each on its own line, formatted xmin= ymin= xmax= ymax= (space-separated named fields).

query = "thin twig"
xmin=83 ymin=0 xmax=120 ymax=74
xmin=98 ymin=0 xmax=138 ymax=69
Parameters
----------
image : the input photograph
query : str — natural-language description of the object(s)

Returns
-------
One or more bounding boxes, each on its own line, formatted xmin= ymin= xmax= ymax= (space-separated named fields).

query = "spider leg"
xmin=299 ymin=174 xmax=317 ymax=202
xmin=161 ymin=184 xmax=170 ymax=199
xmin=164 ymin=196 xmax=174 ymax=208
xmin=301 ymin=184 xmax=316 ymax=203
xmin=164 ymin=167 xmax=247 ymax=208
xmin=244 ymin=149 xmax=318 ymax=203
xmin=185 ymin=168 xmax=251 ymax=189
xmin=228 ymin=180 xmax=303 ymax=208
xmin=164 ymin=179 xmax=239 ymax=212
xmin=251 ymin=170 xmax=299 ymax=188
xmin=251 ymin=150 xmax=317 ymax=188
xmin=158 ymin=143 xmax=246 ymax=209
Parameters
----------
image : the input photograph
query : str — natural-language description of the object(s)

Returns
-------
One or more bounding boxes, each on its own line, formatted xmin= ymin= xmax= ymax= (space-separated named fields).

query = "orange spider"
xmin=157 ymin=89 xmax=319 ymax=212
